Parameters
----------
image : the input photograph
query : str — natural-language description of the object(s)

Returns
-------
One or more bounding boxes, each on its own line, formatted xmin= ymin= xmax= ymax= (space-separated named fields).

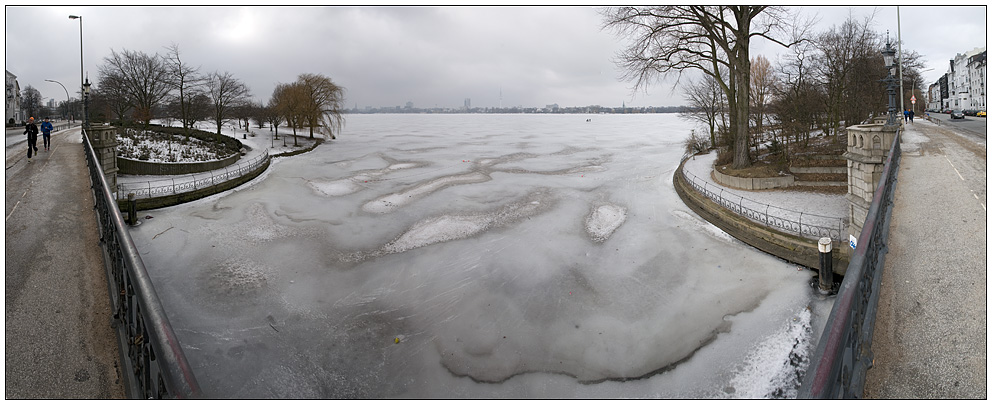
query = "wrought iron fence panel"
xmin=680 ymin=170 xmax=847 ymax=242
xmin=83 ymin=132 xmax=201 ymax=398
xmin=117 ymin=149 xmax=269 ymax=200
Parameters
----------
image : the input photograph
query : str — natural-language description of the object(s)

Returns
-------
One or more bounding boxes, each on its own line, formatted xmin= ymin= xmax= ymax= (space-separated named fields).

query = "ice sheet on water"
xmin=129 ymin=114 xmax=831 ymax=398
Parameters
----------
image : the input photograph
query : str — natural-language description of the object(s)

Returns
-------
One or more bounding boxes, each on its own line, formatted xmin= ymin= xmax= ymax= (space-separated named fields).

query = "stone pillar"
xmin=87 ymin=124 xmax=119 ymax=190
xmin=844 ymin=123 xmax=898 ymax=241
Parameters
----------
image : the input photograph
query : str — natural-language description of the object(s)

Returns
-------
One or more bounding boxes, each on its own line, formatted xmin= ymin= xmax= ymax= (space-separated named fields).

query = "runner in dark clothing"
xmin=40 ymin=117 xmax=53 ymax=150
xmin=24 ymin=117 xmax=39 ymax=162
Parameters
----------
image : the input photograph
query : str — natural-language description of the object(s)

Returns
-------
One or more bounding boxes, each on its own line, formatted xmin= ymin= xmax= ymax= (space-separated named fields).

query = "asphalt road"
xmin=4 ymin=127 xmax=125 ymax=398
xmin=924 ymin=112 xmax=987 ymax=142
xmin=864 ymin=120 xmax=987 ymax=398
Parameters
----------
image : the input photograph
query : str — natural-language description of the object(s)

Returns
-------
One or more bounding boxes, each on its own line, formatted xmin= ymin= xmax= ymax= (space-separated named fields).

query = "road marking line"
xmin=5 ymin=201 xmax=20 ymax=221
xmin=944 ymin=156 xmax=966 ymax=181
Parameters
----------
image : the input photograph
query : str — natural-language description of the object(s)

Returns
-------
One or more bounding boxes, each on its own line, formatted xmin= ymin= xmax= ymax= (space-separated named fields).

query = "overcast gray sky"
xmin=4 ymin=5 xmax=987 ymax=110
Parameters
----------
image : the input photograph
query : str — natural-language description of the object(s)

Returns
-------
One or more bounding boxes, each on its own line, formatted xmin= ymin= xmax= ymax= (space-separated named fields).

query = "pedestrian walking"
xmin=23 ymin=117 xmax=39 ymax=162
xmin=904 ymin=110 xmax=909 ymax=123
xmin=40 ymin=117 xmax=53 ymax=150
xmin=908 ymin=110 xmax=914 ymax=123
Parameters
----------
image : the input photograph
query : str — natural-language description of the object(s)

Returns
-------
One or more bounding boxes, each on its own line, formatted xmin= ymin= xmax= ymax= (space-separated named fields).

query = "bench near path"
xmin=4 ymin=127 xmax=125 ymax=399
xmin=864 ymin=120 xmax=987 ymax=398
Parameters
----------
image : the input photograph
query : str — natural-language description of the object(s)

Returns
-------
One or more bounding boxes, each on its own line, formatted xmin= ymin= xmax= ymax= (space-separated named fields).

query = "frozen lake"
xmin=129 ymin=114 xmax=832 ymax=398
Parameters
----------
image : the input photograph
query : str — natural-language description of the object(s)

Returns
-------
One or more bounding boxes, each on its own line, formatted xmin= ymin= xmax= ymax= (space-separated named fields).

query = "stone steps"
xmin=790 ymin=166 xmax=847 ymax=174
xmin=795 ymin=180 xmax=847 ymax=187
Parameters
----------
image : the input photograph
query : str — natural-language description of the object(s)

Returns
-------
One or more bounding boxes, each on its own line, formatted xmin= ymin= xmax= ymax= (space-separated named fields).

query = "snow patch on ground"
xmin=584 ymin=204 xmax=627 ymax=242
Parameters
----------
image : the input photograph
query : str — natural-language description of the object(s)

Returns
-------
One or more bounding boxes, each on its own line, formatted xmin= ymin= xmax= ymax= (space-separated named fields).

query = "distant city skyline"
xmin=4 ymin=6 xmax=986 ymax=110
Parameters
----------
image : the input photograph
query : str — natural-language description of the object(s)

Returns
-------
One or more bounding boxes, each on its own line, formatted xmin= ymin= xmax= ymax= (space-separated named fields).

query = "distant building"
xmin=464 ymin=98 xmax=471 ymax=109
xmin=936 ymin=47 xmax=986 ymax=111
xmin=927 ymin=82 xmax=941 ymax=112
xmin=967 ymin=51 xmax=986 ymax=111
xmin=5 ymin=69 xmax=23 ymax=125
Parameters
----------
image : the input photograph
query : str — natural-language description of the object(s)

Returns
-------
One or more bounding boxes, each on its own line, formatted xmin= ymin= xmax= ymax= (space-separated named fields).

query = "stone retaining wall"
xmin=675 ymin=160 xmax=849 ymax=274
xmin=712 ymin=169 xmax=795 ymax=190
xmin=117 ymin=153 xmax=240 ymax=176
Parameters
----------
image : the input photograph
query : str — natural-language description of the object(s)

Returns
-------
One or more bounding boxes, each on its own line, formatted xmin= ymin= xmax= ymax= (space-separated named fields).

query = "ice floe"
xmin=584 ymin=204 xmax=627 ymax=242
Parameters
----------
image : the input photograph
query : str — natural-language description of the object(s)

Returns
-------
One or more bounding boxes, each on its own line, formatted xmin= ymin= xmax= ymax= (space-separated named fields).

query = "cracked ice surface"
xmin=129 ymin=114 xmax=831 ymax=398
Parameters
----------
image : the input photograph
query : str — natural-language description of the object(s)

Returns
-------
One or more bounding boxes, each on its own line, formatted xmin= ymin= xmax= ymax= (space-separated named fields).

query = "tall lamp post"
xmin=882 ymin=40 xmax=899 ymax=128
xmin=69 ymin=15 xmax=83 ymax=126
xmin=44 ymin=79 xmax=71 ymax=123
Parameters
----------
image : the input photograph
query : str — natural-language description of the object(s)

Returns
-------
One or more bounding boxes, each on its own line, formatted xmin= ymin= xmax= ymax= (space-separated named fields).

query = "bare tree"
xmin=231 ymin=101 xmax=254 ymax=131
xmin=749 ymin=54 xmax=774 ymax=141
xmin=164 ymin=43 xmax=208 ymax=136
xmin=95 ymin=68 xmax=133 ymax=123
xmin=603 ymin=6 xmax=809 ymax=169
xmin=264 ymin=98 xmax=283 ymax=142
xmin=679 ymin=75 xmax=726 ymax=149
xmin=206 ymin=71 xmax=251 ymax=135
xmin=99 ymin=49 xmax=171 ymax=127
xmin=813 ymin=11 xmax=881 ymax=141
xmin=772 ymin=41 xmax=822 ymax=151
xmin=247 ymin=100 xmax=269 ymax=128
xmin=20 ymin=85 xmax=44 ymax=120
xmin=271 ymin=82 xmax=307 ymax=146
xmin=296 ymin=73 xmax=346 ymax=140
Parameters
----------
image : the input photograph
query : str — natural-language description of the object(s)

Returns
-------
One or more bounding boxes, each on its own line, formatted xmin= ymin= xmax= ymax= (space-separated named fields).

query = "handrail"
xmin=82 ymin=129 xmax=201 ymax=398
xmin=116 ymin=148 xmax=269 ymax=200
xmin=678 ymin=160 xmax=847 ymax=242
xmin=797 ymin=128 xmax=902 ymax=398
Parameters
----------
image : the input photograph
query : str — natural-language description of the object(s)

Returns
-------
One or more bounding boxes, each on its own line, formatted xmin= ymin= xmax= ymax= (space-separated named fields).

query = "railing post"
xmin=127 ymin=193 xmax=137 ymax=226
xmin=799 ymin=212 xmax=804 ymax=237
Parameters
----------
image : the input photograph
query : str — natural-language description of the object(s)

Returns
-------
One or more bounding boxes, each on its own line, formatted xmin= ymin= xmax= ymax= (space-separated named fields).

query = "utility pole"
xmin=898 ymin=6 xmax=904 ymax=119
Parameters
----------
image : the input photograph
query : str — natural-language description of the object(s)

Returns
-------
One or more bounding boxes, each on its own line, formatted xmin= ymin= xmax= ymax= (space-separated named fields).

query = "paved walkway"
xmin=4 ymin=127 xmax=125 ymax=399
xmin=864 ymin=120 xmax=987 ymax=398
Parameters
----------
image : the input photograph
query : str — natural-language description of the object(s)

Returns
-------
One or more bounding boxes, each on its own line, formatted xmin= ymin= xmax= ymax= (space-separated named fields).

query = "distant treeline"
xmin=347 ymin=105 xmax=686 ymax=114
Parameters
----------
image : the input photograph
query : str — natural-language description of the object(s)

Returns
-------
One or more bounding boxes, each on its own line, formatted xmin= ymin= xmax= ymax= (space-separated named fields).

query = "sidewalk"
xmin=4 ymin=127 xmax=125 ymax=398
xmin=863 ymin=120 xmax=987 ymax=398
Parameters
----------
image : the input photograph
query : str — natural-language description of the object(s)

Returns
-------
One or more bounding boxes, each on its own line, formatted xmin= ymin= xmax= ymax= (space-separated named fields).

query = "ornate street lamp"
xmin=83 ymin=77 xmax=91 ymax=133
xmin=881 ymin=40 xmax=899 ymax=128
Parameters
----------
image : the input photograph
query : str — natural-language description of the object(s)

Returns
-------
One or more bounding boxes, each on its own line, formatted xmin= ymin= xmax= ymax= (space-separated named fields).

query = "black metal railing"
xmin=798 ymin=129 xmax=901 ymax=398
xmin=116 ymin=149 xmax=269 ymax=200
xmin=679 ymin=164 xmax=847 ymax=242
xmin=82 ymin=130 xmax=201 ymax=399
